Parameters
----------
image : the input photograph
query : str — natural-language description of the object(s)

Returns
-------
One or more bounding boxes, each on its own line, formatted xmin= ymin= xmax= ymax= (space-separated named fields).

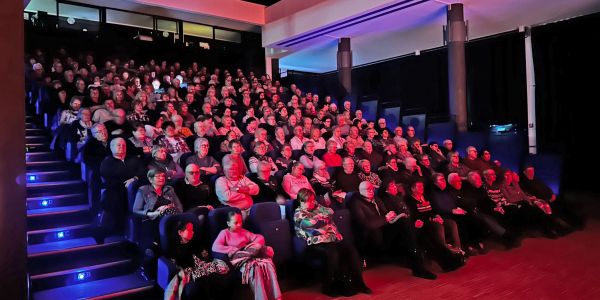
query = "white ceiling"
xmin=278 ymin=0 xmax=600 ymax=72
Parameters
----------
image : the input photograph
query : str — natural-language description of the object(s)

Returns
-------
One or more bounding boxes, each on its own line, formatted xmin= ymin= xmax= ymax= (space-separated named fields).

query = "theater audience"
xmin=299 ymin=140 xmax=323 ymax=170
xmin=248 ymin=141 xmax=278 ymax=174
xmin=173 ymin=164 xmax=216 ymax=212
xmin=322 ymin=140 xmax=342 ymax=167
xmin=446 ymin=151 xmax=472 ymax=179
xmin=128 ymin=122 xmax=153 ymax=158
xmin=335 ymin=157 xmax=361 ymax=194
xmin=251 ymin=161 xmax=285 ymax=204
xmin=186 ymin=138 xmax=222 ymax=181
xmin=147 ymin=145 xmax=184 ymax=185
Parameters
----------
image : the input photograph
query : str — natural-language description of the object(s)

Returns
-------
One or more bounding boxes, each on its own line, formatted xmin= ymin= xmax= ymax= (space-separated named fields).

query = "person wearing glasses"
xmin=186 ymin=138 xmax=222 ymax=182
xmin=174 ymin=164 xmax=218 ymax=213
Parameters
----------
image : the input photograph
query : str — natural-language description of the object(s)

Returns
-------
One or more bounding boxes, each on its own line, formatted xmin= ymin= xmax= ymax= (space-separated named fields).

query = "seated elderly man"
xmin=349 ymin=181 xmax=436 ymax=279
xmin=104 ymin=108 xmax=133 ymax=139
xmin=97 ymin=138 xmax=145 ymax=243
xmin=299 ymin=140 xmax=323 ymax=170
xmin=215 ymin=159 xmax=259 ymax=218
xmin=91 ymin=98 xmax=115 ymax=124
xmin=334 ymin=157 xmax=362 ymax=195
xmin=520 ymin=165 xmax=584 ymax=228
xmin=248 ymin=141 xmax=278 ymax=174
xmin=173 ymin=163 xmax=218 ymax=212
xmin=446 ymin=151 xmax=472 ymax=179
xmin=462 ymin=146 xmax=489 ymax=173
xmin=251 ymin=161 xmax=286 ymax=204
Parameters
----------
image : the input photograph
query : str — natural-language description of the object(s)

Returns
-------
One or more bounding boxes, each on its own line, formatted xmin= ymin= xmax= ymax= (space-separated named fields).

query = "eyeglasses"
xmin=187 ymin=171 xmax=200 ymax=174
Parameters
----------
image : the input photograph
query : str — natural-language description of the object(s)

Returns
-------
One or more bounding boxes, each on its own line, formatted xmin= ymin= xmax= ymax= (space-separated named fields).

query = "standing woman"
xmin=212 ymin=211 xmax=282 ymax=300
xmin=294 ymin=188 xmax=370 ymax=297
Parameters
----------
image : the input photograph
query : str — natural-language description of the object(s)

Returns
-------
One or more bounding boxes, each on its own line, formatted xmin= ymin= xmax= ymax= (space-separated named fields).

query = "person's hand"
xmin=494 ymin=206 xmax=505 ymax=215
xmin=415 ymin=219 xmax=424 ymax=228
xmin=550 ymin=194 xmax=557 ymax=203
xmin=385 ymin=211 xmax=397 ymax=223
xmin=236 ymin=186 xmax=250 ymax=194
xmin=124 ymin=177 xmax=136 ymax=188
xmin=265 ymin=246 xmax=275 ymax=258
xmin=398 ymin=213 xmax=408 ymax=219
xmin=143 ymin=146 xmax=152 ymax=153
xmin=432 ymin=215 xmax=444 ymax=224
xmin=494 ymin=160 xmax=501 ymax=166
xmin=452 ymin=207 xmax=467 ymax=215
xmin=147 ymin=210 xmax=160 ymax=220
xmin=416 ymin=165 xmax=423 ymax=177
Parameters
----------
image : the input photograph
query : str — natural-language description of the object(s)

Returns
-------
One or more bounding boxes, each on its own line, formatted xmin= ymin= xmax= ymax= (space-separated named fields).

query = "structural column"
xmin=0 ymin=0 xmax=27 ymax=298
xmin=264 ymin=56 xmax=280 ymax=81
xmin=337 ymin=37 xmax=352 ymax=100
xmin=524 ymin=27 xmax=537 ymax=154
xmin=447 ymin=3 xmax=468 ymax=132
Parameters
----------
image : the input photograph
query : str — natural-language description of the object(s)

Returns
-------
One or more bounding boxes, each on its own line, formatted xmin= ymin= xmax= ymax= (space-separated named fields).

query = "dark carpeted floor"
xmin=283 ymin=194 xmax=600 ymax=299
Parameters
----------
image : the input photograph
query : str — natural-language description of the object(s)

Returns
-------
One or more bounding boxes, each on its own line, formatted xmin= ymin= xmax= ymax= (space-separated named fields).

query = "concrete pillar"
xmin=447 ymin=3 xmax=468 ymax=132
xmin=337 ymin=37 xmax=352 ymax=100
xmin=265 ymin=55 xmax=272 ymax=79
xmin=0 ymin=0 xmax=27 ymax=298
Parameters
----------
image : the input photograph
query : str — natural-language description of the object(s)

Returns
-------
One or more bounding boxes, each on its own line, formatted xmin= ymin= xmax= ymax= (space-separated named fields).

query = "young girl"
xmin=212 ymin=212 xmax=282 ymax=300
xmin=165 ymin=221 xmax=230 ymax=300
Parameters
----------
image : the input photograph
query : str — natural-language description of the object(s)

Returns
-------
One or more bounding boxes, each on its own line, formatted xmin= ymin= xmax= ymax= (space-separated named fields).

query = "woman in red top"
xmin=322 ymin=140 xmax=342 ymax=167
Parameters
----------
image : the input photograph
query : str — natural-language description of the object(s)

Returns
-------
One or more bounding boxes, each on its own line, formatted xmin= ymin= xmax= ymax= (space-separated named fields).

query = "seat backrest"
xmin=248 ymin=202 xmax=292 ymax=265
xmin=292 ymin=149 xmax=304 ymax=160
xmin=127 ymin=179 xmax=143 ymax=211
xmin=314 ymin=149 xmax=327 ymax=159
xmin=332 ymin=209 xmax=354 ymax=244
xmin=179 ymin=152 xmax=194 ymax=169
xmin=159 ymin=213 xmax=201 ymax=256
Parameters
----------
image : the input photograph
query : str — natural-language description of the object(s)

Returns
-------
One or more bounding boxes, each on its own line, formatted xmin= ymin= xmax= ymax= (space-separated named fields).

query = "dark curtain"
xmin=465 ymin=31 xmax=527 ymax=130
xmin=532 ymin=12 xmax=600 ymax=191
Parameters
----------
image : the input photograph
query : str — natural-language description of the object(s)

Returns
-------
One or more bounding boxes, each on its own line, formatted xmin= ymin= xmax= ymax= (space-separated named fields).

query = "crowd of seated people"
xmin=25 ymin=49 xmax=584 ymax=299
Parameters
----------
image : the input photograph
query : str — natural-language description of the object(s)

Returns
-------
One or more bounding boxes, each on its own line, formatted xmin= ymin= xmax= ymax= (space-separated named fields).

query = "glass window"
xmin=106 ymin=10 xmax=153 ymax=30
xmin=58 ymin=3 xmax=99 ymax=22
xmin=25 ymin=0 xmax=57 ymax=16
xmin=157 ymin=19 xmax=178 ymax=33
xmin=214 ymin=29 xmax=241 ymax=43
xmin=183 ymin=22 xmax=213 ymax=39
xmin=57 ymin=3 xmax=99 ymax=32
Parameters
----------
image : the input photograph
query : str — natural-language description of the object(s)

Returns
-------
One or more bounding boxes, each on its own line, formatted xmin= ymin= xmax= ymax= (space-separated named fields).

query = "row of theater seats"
xmin=154 ymin=202 xmax=354 ymax=291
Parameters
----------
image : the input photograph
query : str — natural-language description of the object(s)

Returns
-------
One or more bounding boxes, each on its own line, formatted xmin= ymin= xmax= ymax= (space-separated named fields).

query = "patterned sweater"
xmin=294 ymin=204 xmax=343 ymax=245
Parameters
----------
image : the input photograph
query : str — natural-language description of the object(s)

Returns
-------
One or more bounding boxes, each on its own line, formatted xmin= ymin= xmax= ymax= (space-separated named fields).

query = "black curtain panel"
xmin=532 ymin=12 xmax=600 ymax=191
xmin=465 ymin=31 xmax=527 ymax=130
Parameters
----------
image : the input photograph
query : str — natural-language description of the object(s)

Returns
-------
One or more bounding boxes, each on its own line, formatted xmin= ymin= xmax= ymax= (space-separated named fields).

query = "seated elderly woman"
xmin=133 ymin=169 xmax=183 ymax=275
xmin=274 ymin=143 xmax=295 ymax=172
xmin=172 ymin=114 xmax=194 ymax=138
xmin=148 ymin=145 xmax=185 ymax=185
xmin=185 ymin=138 xmax=222 ymax=182
xmin=327 ymin=126 xmax=345 ymax=150
xmin=299 ymin=140 xmax=323 ymax=170
xmin=396 ymin=139 xmax=414 ymax=162
xmin=345 ymin=126 xmax=365 ymax=149
xmin=249 ymin=141 xmax=278 ymax=174
xmin=133 ymin=169 xmax=183 ymax=220
xmin=164 ymin=220 xmax=231 ymax=300
xmin=294 ymin=188 xmax=370 ymax=297
xmin=127 ymin=122 xmax=153 ymax=158
xmin=309 ymin=127 xmax=327 ymax=150
xmin=156 ymin=121 xmax=192 ymax=163
xmin=310 ymin=160 xmax=342 ymax=207
xmin=405 ymin=179 xmax=465 ymax=272
xmin=283 ymin=162 xmax=314 ymax=200
xmin=215 ymin=160 xmax=259 ymax=218
xmin=126 ymin=100 xmax=151 ymax=124
xmin=250 ymin=128 xmax=274 ymax=152
xmin=357 ymin=159 xmax=382 ymax=188
xmin=221 ymin=139 xmax=249 ymax=175
xmin=69 ymin=107 xmax=93 ymax=151
xmin=322 ymin=140 xmax=342 ymax=167
xmin=212 ymin=211 xmax=282 ymax=300
xmin=59 ymin=96 xmax=82 ymax=126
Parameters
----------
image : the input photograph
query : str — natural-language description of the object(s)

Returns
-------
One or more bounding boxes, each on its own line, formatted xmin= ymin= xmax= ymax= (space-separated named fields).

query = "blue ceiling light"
xmin=41 ymin=200 xmax=49 ymax=207
xmin=77 ymin=272 xmax=86 ymax=281
xmin=28 ymin=175 xmax=37 ymax=182
xmin=57 ymin=231 xmax=65 ymax=239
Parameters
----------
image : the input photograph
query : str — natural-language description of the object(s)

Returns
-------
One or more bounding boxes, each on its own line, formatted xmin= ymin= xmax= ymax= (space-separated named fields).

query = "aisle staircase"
xmin=25 ymin=115 xmax=156 ymax=299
